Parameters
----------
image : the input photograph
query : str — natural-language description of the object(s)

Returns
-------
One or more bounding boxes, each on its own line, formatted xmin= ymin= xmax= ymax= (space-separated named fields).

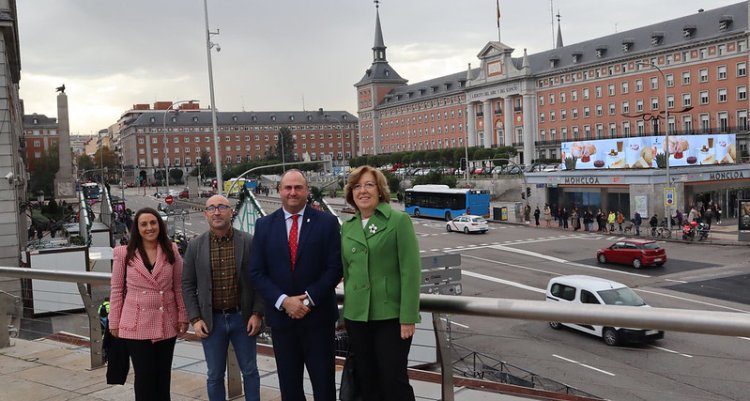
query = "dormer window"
xmin=32 ymin=118 xmax=38 ymax=124
xmin=549 ymin=55 xmax=559 ymax=68
xmin=171 ymin=117 xmax=177 ymax=123
xmin=271 ymin=115 xmax=276 ymax=121
xmin=192 ymin=116 xmax=199 ymax=123
xmin=572 ymin=52 xmax=582 ymax=63
xmin=683 ymin=25 xmax=696 ymax=38
xmin=407 ymin=91 xmax=414 ymax=98
xmin=651 ymin=32 xmax=664 ymax=46
xmin=595 ymin=46 xmax=607 ymax=58
xmin=444 ymin=83 xmax=452 ymax=90
xmin=289 ymin=115 xmax=294 ymax=121
xmin=458 ymin=79 xmax=466 ymax=88
xmin=251 ymin=116 xmax=257 ymax=122
xmin=232 ymin=115 xmax=238 ymax=122
xmin=719 ymin=15 xmax=733 ymax=31
xmin=419 ymin=88 xmax=426 ymax=95
xmin=149 ymin=117 xmax=156 ymax=123
xmin=622 ymin=39 xmax=634 ymax=53
xmin=307 ymin=115 xmax=312 ymax=121
xmin=431 ymin=85 xmax=439 ymax=93
xmin=384 ymin=69 xmax=390 ymax=77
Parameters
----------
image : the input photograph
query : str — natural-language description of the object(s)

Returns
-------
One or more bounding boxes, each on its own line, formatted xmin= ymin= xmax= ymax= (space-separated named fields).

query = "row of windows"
xmin=139 ymin=151 xmax=352 ymax=168
xmin=381 ymin=109 xmax=464 ymax=127
xmin=381 ymin=123 xmax=465 ymax=139
xmin=140 ymin=140 xmax=351 ymax=155
xmin=539 ymin=86 xmax=748 ymax=123
xmin=379 ymin=137 xmax=466 ymax=153
xmin=136 ymin=132 xmax=352 ymax=145
xmin=539 ymin=110 xmax=748 ymax=140
xmin=537 ymin=40 xmax=747 ymax=88
xmin=379 ymin=95 xmax=465 ymax=117
xmin=539 ymin=62 xmax=747 ymax=107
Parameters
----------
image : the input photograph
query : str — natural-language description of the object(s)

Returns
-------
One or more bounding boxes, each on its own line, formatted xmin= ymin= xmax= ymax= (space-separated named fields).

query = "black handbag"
xmin=105 ymin=255 xmax=130 ymax=385
xmin=104 ymin=331 xmax=130 ymax=385
xmin=339 ymin=352 xmax=363 ymax=401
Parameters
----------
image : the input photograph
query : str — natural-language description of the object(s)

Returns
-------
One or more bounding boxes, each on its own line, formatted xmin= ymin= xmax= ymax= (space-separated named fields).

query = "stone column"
xmin=522 ymin=94 xmax=537 ymax=165
xmin=482 ymin=100 xmax=492 ymax=148
xmin=54 ymin=92 xmax=76 ymax=199
xmin=371 ymin=113 xmax=381 ymax=155
xmin=466 ymin=103 xmax=476 ymax=147
xmin=504 ymin=97 xmax=514 ymax=147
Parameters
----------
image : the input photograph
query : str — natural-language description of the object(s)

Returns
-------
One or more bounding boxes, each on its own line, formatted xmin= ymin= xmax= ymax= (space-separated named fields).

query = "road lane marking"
xmin=635 ymin=289 xmax=750 ymax=313
xmin=650 ymin=345 xmax=692 ymax=358
xmin=440 ymin=317 xmax=470 ymax=329
xmin=739 ymin=337 xmax=750 ymax=341
xmin=664 ymin=278 xmax=688 ymax=284
xmin=552 ymin=354 xmax=615 ymax=376
xmin=461 ymin=270 xmax=546 ymax=294
xmin=488 ymin=245 xmax=651 ymax=278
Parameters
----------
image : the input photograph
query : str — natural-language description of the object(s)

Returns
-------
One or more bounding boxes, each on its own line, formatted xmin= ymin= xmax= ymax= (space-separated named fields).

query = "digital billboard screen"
xmin=560 ymin=133 xmax=736 ymax=170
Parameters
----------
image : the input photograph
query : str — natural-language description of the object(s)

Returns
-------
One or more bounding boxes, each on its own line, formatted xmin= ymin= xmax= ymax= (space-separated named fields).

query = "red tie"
xmin=289 ymin=214 xmax=299 ymax=270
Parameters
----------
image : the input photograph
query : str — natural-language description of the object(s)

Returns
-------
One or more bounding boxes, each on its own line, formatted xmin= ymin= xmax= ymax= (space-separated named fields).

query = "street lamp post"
xmin=636 ymin=62 xmax=670 ymax=232
xmin=203 ymin=0 xmax=223 ymax=195
xmin=162 ymin=100 xmax=197 ymax=197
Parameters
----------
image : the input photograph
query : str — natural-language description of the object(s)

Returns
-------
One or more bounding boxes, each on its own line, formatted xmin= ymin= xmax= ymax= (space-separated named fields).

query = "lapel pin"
xmin=307 ymin=218 xmax=310 ymax=223
xmin=368 ymin=223 xmax=378 ymax=234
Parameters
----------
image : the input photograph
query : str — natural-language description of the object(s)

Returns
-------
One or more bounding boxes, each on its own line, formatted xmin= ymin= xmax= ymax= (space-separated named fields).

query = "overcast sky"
xmin=18 ymin=0 xmax=742 ymax=135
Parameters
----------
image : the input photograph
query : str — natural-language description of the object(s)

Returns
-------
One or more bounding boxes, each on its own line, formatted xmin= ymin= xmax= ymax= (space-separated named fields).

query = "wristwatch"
xmin=303 ymin=299 xmax=311 ymax=307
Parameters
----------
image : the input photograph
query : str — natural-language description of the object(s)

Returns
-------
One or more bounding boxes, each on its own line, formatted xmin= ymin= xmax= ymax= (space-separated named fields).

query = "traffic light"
xmin=460 ymin=158 xmax=467 ymax=170
xmin=526 ymin=187 xmax=531 ymax=197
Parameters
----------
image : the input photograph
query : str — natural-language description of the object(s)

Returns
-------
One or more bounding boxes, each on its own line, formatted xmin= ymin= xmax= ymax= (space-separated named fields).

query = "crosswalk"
xmin=420 ymin=232 xmax=625 ymax=253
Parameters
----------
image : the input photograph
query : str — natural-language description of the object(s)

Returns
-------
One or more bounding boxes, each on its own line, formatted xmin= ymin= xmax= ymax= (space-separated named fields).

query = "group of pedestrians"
xmin=107 ymin=166 xmax=420 ymax=401
xmin=536 ymin=204 xmax=629 ymax=234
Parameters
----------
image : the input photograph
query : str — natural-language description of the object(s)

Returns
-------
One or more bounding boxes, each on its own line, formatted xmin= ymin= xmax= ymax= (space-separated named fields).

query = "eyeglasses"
xmin=352 ymin=182 xmax=377 ymax=191
xmin=206 ymin=204 xmax=231 ymax=213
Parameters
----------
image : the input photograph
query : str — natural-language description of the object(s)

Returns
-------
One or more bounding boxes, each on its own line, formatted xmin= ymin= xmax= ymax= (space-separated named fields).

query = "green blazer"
xmin=341 ymin=202 xmax=421 ymax=324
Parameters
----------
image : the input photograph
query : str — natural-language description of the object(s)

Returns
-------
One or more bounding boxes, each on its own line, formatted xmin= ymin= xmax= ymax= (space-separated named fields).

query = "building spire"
xmin=555 ymin=11 xmax=564 ymax=48
xmin=373 ymin=0 xmax=386 ymax=62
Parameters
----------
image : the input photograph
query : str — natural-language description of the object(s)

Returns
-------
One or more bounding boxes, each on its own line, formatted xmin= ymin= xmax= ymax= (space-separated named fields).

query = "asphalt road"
xmin=118 ymin=187 xmax=750 ymax=401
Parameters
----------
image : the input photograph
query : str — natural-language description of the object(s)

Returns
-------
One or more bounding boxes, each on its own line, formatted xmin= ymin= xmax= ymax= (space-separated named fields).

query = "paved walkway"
xmin=0 ymin=337 xmax=540 ymax=401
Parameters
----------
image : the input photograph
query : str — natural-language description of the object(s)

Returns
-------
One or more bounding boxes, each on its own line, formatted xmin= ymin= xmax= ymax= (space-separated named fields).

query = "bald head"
xmin=205 ymin=194 xmax=230 ymax=208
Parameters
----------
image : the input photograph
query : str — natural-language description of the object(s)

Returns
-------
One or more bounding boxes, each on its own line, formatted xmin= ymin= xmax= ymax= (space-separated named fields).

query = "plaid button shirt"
xmin=210 ymin=229 xmax=240 ymax=310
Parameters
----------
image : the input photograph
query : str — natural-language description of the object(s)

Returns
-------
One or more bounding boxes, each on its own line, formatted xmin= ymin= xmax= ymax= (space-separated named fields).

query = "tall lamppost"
xmin=203 ymin=0 xmax=223 ymax=195
xmin=162 ymin=100 xmax=197 ymax=196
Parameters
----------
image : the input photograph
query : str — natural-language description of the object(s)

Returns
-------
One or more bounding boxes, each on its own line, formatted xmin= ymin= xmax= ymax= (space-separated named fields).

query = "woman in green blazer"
xmin=341 ymin=165 xmax=420 ymax=401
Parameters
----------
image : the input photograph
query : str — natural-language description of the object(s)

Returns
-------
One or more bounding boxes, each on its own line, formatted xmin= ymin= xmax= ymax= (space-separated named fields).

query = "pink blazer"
xmin=109 ymin=243 xmax=188 ymax=341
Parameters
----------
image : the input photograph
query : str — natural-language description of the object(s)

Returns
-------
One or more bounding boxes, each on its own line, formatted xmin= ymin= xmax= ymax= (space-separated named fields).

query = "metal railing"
xmin=2 ymin=266 xmax=750 ymax=400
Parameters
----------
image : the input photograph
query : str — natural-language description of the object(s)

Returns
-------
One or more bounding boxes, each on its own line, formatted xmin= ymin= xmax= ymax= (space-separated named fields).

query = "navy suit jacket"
xmin=248 ymin=206 xmax=342 ymax=329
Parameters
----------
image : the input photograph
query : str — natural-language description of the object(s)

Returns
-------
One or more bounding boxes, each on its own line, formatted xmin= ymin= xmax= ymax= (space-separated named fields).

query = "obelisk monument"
xmin=54 ymin=86 xmax=76 ymax=199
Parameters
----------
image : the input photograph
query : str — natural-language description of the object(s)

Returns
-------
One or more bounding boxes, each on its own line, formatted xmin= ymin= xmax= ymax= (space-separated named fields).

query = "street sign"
xmin=165 ymin=195 xmax=174 ymax=205
xmin=664 ymin=187 xmax=675 ymax=208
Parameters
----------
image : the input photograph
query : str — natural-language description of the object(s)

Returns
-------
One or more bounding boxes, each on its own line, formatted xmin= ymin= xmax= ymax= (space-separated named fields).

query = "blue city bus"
xmin=404 ymin=185 xmax=490 ymax=220
xmin=81 ymin=182 xmax=101 ymax=201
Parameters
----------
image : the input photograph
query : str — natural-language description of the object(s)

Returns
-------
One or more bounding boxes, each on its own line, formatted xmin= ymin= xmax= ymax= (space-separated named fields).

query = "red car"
xmin=596 ymin=239 xmax=666 ymax=269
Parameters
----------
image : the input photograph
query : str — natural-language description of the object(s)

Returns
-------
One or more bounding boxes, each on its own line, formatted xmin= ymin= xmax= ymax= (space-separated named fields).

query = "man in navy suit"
xmin=249 ymin=169 xmax=342 ymax=401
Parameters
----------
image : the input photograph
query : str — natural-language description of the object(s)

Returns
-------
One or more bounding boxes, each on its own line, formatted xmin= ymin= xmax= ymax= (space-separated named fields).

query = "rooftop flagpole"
xmin=496 ymin=0 xmax=501 ymax=41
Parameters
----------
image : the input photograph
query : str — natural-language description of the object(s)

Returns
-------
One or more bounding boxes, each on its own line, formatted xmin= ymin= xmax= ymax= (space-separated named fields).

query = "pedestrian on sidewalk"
xmin=607 ymin=211 xmax=616 ymax=233
xmin=633 ymin=211 xmax=642 ymax=236
xmin=616 ymin=211 xmax=625 ymax=232
xmin=109 ymin=208 xmax=188 ymax=401
xmin=534 ymin=206 xmax=541 ymax=227
xmin=561 ymin=208 xmax=569 ymax=230
xmin=543 ymin=204 xmax=552 ymax=228
xmin=716 ymin=204 xmax=722 ymax=224
xmin=182 ymin=195 xmax=265 ymax=401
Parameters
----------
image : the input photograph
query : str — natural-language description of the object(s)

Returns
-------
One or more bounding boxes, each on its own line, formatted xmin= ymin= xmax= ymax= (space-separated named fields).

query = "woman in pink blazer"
xmin=109 ymin=207 xmax=188 ymax=401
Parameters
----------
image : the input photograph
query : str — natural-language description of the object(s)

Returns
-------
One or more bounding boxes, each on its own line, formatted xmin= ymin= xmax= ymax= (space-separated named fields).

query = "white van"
xmin=545 ymin=275 xmax=664 ymax=346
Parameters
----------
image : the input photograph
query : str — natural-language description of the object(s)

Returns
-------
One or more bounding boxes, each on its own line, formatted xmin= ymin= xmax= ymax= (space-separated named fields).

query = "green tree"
xmin=413 ymin=171 xmax=457 ymax=187
xmin=270 ymin=127 xmax=295 ymax=163
xmin=30 ymin=145 xmax=60 ymax=197
xmin=169 ymin=169 xmax=184 ymax=184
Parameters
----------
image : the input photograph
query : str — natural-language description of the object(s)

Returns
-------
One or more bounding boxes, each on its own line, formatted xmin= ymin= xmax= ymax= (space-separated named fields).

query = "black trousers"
xmin=345 ymin=318 xmax=415 ymax=401
xmin=125 ymin=337 xmax=177 ymax=401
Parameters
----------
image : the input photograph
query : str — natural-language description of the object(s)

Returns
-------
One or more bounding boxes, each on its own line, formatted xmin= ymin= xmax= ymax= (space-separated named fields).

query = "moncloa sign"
xmin=709 ymin=171 xmax=745 ymax=180
xmin=564 ymin=177 xmax=600 ymax=185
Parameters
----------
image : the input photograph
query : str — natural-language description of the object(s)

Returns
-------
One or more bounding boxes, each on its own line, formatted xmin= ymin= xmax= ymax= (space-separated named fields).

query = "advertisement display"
xmin=740 ymin=199 xmax=750 ymax=232
xmin=560 ymin=133 xmax=736 ymax=170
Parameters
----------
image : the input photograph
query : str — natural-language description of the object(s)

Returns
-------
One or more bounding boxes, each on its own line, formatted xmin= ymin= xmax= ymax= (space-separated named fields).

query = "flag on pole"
xmin=496 ymin=0 xmax=501 ymax=28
